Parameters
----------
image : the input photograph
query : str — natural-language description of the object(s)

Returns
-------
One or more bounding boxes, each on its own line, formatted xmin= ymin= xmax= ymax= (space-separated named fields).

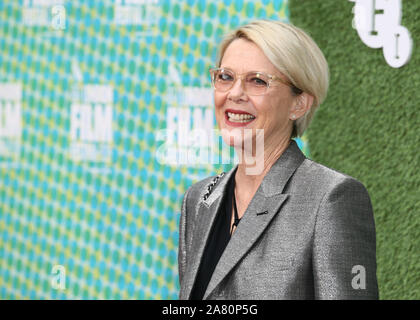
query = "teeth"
xmin=227 ymin=112 xmax=255 ymax=122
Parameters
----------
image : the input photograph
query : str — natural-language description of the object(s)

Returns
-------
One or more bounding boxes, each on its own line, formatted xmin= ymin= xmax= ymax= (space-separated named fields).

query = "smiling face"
xmin=214 ymin=38 xmax=297 ymax=149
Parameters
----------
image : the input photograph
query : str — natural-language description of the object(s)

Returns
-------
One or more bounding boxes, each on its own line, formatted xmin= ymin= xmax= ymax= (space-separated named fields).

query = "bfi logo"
xmin=162 ymin=105 xmax=216 ymax=165
xmin=0 ymin=83 xmax=22 ymax=162
xmin=70 ymin=84 xmax=113 ymax=163
xmin=159 ymin=63 xmax=226 ymax=166
xmin=159 ymin=64 xmax=222 ymax=166
xmin=165 ymin=85 xmax=215 ymax=151
xmin=350 ymin=0 xmax=413 ymax=68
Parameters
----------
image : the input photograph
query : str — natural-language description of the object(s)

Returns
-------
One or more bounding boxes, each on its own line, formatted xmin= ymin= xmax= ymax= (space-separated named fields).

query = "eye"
xmin=249 ymin=76 xmax=268 ymax=86
xmin=218 ymin=71 xmax=234 ymax=82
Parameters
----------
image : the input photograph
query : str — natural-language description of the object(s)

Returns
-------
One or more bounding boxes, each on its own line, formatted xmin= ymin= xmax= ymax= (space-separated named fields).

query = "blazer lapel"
xmin=183 ymin=166 xmax=237 ymax=299
xmin=203 ymin=140 xmax=306 ymax=299
xmin=203 ymin=192 xmax=289 ymax=299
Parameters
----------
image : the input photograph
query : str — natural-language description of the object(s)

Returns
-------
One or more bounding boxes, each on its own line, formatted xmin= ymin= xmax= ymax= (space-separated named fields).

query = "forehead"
xmin=220 ymin=38 xmax=277 ymax=74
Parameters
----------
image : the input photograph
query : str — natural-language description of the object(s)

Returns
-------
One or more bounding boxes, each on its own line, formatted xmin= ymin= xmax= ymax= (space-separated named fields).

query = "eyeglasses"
xmin=209 ymin=67 xmax=297 ymax=96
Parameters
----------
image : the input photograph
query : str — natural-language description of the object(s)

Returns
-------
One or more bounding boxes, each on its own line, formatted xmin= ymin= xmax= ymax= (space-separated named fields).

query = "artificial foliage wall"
xmin=290 ymin=0 xmax=419 ymax=299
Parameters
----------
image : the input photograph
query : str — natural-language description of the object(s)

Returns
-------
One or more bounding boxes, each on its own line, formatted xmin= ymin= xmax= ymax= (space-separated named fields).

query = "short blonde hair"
xmin=216 ymin=20 xmax=329 ymax=137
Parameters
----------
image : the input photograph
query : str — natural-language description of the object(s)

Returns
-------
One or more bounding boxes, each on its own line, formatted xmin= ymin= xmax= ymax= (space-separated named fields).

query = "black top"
xmin=189 ymin=169 xmax=240 ymax=300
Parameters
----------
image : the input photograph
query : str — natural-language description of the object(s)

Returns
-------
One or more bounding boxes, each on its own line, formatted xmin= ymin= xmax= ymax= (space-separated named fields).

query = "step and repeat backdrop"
xmin=0 ymin=0 xmax=310 ymax=299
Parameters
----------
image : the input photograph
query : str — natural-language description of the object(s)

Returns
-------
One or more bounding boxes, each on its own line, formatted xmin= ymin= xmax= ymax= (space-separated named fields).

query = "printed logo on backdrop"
xmin=22 ymin=0 xmax=66 ymax=35
xmin=350 ymin=0 xmax=413 ymax=68
xmin=114 ymin=0 xmax=160 ymax=35
xmin=158 ymin=65 xmax=227 ymax=167
xmin=0 ymin=83 xmax=22 ymax=166
xmin=69 ymin=63 xmax=113 ymax=170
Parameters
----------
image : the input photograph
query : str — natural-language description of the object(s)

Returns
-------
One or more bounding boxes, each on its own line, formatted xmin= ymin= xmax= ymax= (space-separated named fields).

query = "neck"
xmin=234 ymin=135 xmax=292 ymax=191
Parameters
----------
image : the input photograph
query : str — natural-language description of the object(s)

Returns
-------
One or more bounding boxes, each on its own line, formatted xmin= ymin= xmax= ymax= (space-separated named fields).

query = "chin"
xmin=220 ymin=126 xmax=255 ymax=149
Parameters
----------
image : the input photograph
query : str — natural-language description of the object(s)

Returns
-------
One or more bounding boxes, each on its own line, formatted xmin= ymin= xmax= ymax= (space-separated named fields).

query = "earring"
xmin=291 ymin=114 xmax=296 ymax=120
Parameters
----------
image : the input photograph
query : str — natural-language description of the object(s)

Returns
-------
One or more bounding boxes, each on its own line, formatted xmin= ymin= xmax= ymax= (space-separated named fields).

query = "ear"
xmin=289 ymin=92 xmax=314 ymax=120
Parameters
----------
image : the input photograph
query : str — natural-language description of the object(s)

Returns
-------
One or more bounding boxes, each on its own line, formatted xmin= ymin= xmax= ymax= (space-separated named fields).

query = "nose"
xmin=227 ymin=77 xmax=247 ymax=101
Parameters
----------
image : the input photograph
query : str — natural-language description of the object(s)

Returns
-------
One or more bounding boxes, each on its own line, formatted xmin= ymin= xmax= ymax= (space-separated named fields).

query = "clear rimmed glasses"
xmin=209 ymin=67 xmax=298 ymax=96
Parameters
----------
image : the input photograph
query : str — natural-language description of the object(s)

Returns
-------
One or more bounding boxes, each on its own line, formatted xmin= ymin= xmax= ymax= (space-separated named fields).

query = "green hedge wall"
xmin=290 ymin=0 xmax=419 ymax=299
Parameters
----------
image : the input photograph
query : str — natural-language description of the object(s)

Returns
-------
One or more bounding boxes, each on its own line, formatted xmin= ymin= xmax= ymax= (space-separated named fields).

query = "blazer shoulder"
xmin=296 ymin=158 xmax=370 ymax=195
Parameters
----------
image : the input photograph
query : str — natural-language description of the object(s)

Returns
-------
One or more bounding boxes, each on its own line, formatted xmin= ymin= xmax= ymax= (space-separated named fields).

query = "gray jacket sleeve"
xmin=178 ymin=186 xmax=191 ymax=288
xmin=312 ymin=177 xmax=379 ymax=299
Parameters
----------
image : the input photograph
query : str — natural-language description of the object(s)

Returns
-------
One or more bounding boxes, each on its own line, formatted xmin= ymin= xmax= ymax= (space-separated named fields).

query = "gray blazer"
xmin=178 ymin=140 xmax=378 ymax=299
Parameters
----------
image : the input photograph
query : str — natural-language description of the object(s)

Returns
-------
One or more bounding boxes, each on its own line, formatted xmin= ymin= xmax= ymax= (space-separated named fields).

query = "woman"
xmin=178 ymin=20 xmax=378 ymax=300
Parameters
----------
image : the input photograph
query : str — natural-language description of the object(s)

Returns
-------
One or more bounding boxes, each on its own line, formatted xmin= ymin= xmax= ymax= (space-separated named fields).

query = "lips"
xmin=224 ymin=108 xmax=256 ymax=126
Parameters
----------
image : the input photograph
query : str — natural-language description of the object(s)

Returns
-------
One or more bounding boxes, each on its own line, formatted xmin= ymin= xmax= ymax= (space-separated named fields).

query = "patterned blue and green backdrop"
xmin=0 ymin=0 xmax=292 ymax=299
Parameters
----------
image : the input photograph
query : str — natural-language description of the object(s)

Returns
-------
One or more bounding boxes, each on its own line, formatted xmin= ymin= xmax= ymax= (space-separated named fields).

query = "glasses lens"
xmin=210 ymin=69 xmax=271 ymax=95
xmin=212 ymin=69 xmax=234 ymax=91
xmin=245 ymin=72 xmax=269 ymax=95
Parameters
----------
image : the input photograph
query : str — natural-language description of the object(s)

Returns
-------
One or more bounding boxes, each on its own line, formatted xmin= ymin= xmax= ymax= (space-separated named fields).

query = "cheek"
xmin=214 ymin=92 xmax=227 ymax=123
xmin=251 ymin=97 xmax=274 ymax=122
xmin=255 ymin=96 xmax=292 ymax=128
xmin=214 ymin=92 xmax=226 ymax=110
